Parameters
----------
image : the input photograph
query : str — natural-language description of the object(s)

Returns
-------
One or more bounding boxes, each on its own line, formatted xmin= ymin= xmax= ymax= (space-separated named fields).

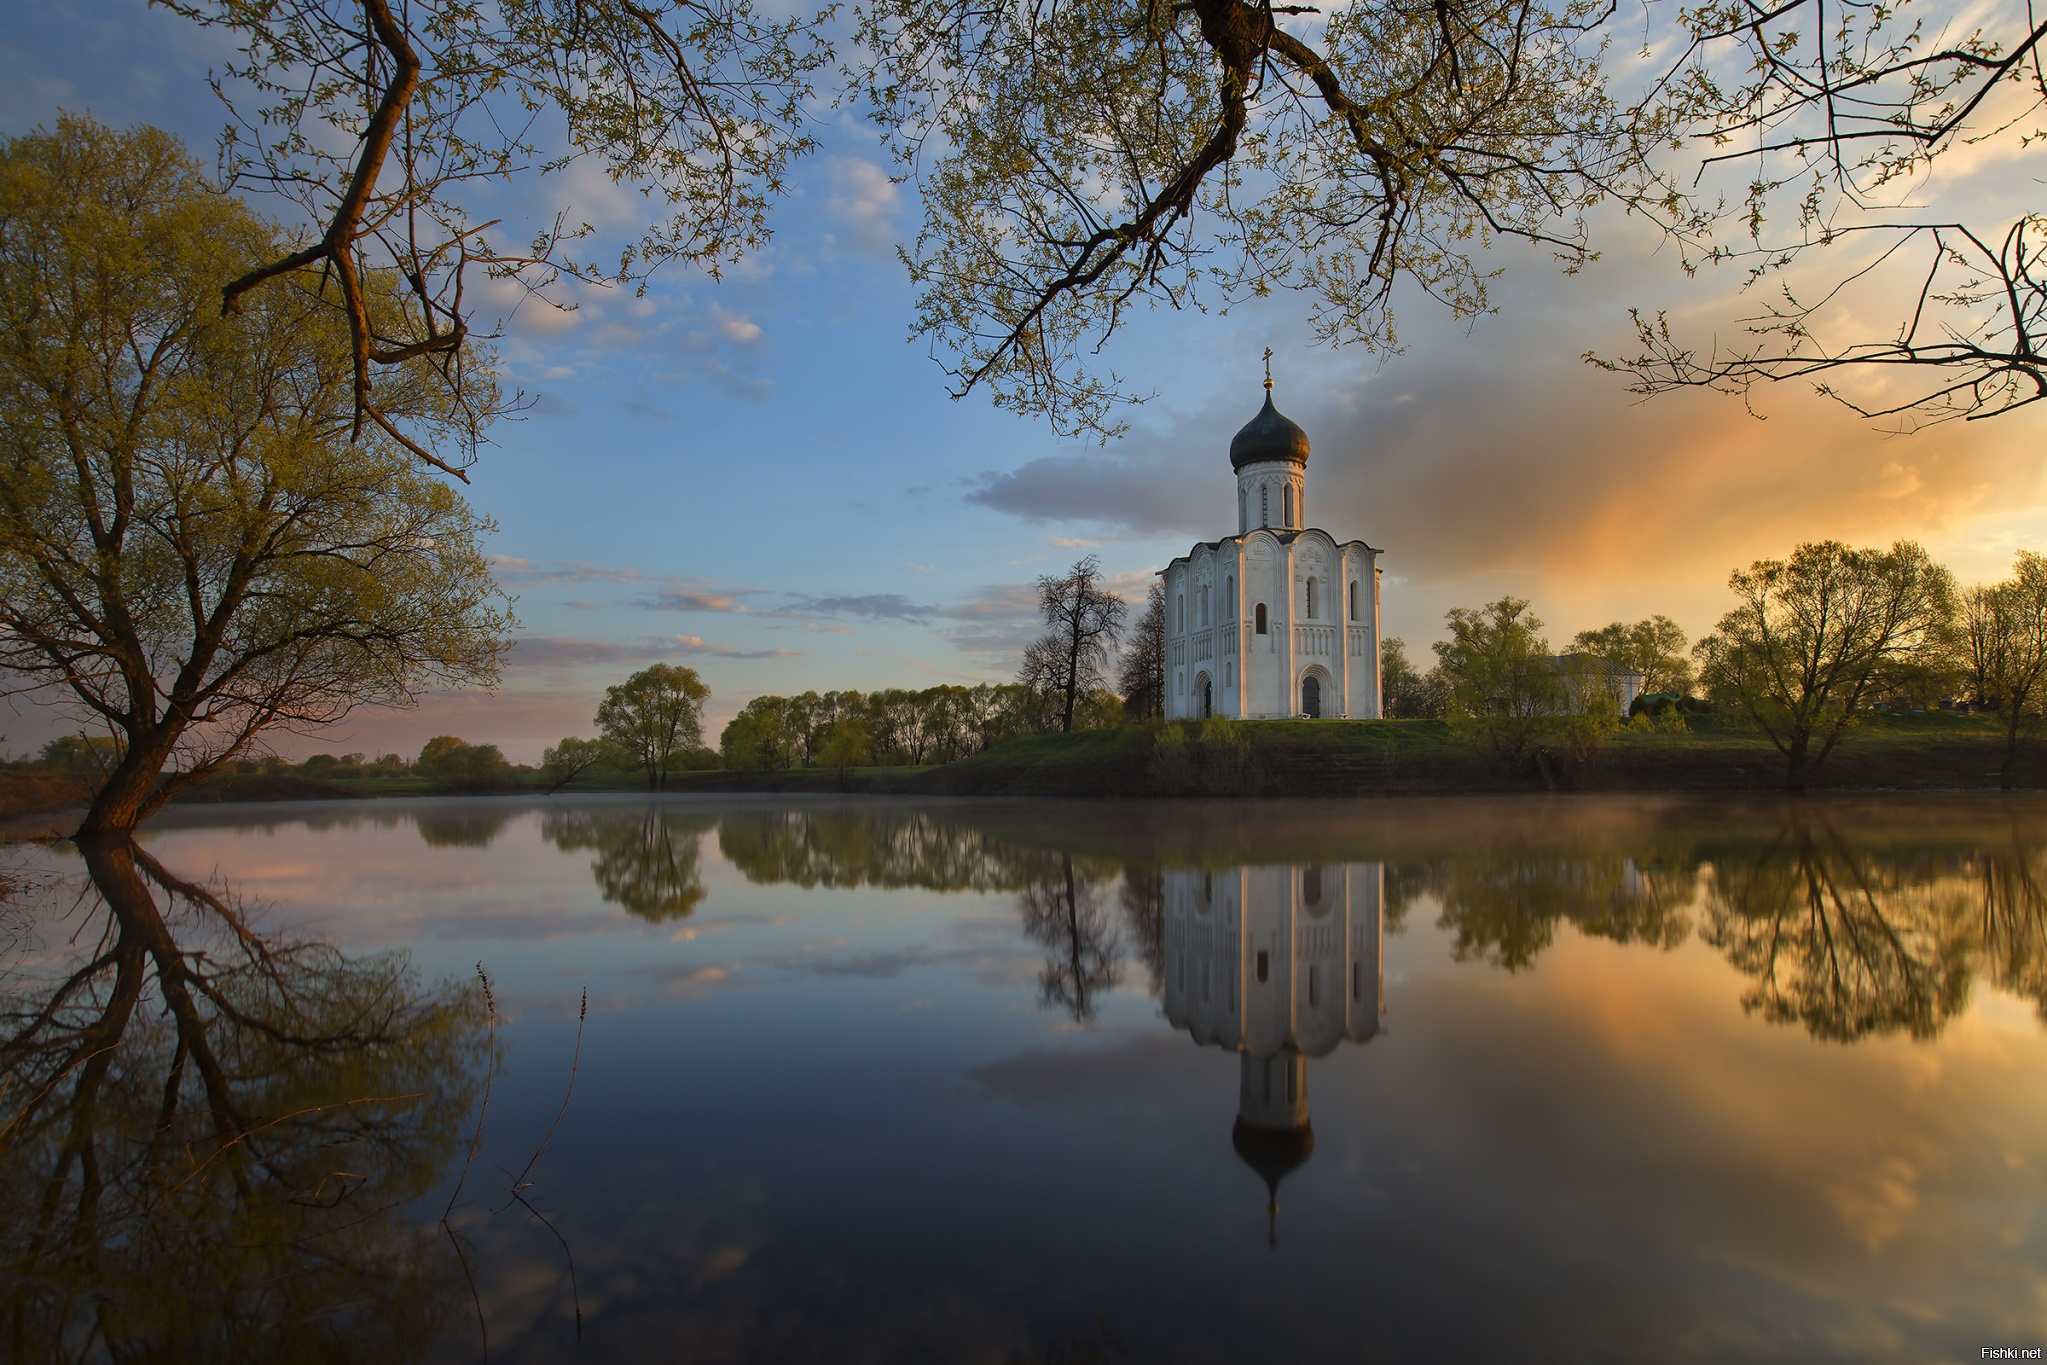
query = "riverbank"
xmin=2 ymin=712 xmax=2032 ymax=834
xmin=659 ymin=712 xmax=2038 ymax=799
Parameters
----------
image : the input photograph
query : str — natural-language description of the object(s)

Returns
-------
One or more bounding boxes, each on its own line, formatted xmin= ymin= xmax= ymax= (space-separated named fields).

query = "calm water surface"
xmin=6 ymin=794 xmax=2046 ymax=1362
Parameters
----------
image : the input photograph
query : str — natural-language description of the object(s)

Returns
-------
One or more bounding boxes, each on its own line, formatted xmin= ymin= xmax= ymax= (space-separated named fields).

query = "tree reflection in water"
xmin=543 ymin=805 xmax=719 ymax=921
xmin=1017 ymin=854 xmax=1124 ymax=1021
xmin=0 ymin=836 xmax=486 ymax=1361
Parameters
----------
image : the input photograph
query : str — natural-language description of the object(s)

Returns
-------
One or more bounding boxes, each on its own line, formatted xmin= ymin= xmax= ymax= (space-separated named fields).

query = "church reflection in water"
xmin=1161 ymin=862 xmax=1384 ymax=1244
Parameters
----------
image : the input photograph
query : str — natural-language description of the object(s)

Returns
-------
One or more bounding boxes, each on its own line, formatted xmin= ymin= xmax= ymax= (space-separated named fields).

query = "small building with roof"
xmin=1161 ymin=367 xmax=1383 ymax=720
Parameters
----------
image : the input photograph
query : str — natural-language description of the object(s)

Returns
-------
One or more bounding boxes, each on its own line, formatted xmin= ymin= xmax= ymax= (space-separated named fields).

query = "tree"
xmin=1019 ymin=556 xmax=1127 ymax=733
xmin=1570 ymin=617 xmax=1694 ymax=696
xmin=1432 ymin=598 xmax=1566 ymax=760
xmin=596 ymin=663 xmax=710 ymax=789
xmin=1960 ymin=554 xmax=2047 ymax=789
xmin=540 ymin=736 xmax=619 ymax=794
xmin=818 ymin=717 xmax=873 ymax=779
xmin=718 ymin=694 xmax=800 ymax=771
xmin=858 ymin=0 xmax=1643 ymax=434
xmin=1381 ymin=637 xmax=1450 ymax=719
xmin=1598 ymin=0 xmax=2047 ymax=423
xmin=1118 ymin=582 xmax=1166 ymax=721
xmin=158 ymin=0 xmax=835 ymax=471
xmin=0 ymin=120 xmax=511 ymax=837
xmin=413 ymin=736 xmax=512 ymax=792
xmin=1694 ymin=541 xmax=1956 ymax=790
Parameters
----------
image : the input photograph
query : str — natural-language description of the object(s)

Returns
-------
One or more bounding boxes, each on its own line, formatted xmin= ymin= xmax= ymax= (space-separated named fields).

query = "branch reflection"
xmin=0 ymin=836 xmax=485 ymax=1361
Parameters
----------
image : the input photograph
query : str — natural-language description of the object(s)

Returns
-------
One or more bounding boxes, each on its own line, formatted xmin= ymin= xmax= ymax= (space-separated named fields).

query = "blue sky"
xmin=5 ymin=0 xmax=2046 ymax=760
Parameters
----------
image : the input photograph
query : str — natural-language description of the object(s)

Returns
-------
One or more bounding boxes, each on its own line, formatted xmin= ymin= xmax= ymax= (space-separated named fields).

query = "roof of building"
xmin=1160 ymin=527 xmax=1383 ymax=573
xmin=1230 ymin=392 xmax=1311 ymax=470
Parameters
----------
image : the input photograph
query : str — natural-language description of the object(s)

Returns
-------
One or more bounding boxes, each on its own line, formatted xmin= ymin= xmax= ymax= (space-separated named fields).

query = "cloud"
xmin=666 ymin=635 xmax=801 ymax=660
xmin=781 ymin=593 xmax=938 ymax=621
xmin=639 ymin=585 xmax=764 ymax=613
xmin=822 ymin=158 xmax=902 ymax=254
xmin=966 ymin=446 xmax=1220 ymax=536
xmin=933 ymin=581 xmax=1046 ymax=658
xmin=506 ymin=636 xmax=683 ymax=669
xmin=489 ymin=557 xmax=652 ymax=587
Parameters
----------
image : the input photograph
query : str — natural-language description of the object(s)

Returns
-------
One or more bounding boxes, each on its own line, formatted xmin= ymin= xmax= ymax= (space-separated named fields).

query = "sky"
xmin=4 ymin=0 xmax=2045 ymax=762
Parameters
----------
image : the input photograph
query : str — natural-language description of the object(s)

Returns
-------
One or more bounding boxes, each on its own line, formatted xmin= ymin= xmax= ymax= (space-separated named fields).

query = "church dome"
xmin=1229 ymin=392 xmax=1310 ymax=470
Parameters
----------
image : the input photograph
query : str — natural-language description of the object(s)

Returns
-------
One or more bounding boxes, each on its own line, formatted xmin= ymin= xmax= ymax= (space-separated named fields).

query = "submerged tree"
xmin=1017 ymin=854 xmax=1124 ymax=1021
xmin=0 ymin=119 xmax=512 ymax=836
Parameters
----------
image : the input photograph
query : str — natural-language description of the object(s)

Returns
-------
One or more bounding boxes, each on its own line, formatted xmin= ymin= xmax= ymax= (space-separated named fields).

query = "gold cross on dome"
xmin=1263 ymin=348 xmax=1273 ymax=390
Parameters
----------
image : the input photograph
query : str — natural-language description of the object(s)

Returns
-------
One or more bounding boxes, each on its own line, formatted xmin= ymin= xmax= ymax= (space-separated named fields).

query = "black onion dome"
xmin=1229 ymin=392 xmax=1310 ymax=470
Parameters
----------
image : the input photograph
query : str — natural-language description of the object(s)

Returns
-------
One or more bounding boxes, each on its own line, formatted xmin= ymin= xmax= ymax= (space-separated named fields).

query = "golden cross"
xmin=1263 ymin=347 xmax=1273 ymax=390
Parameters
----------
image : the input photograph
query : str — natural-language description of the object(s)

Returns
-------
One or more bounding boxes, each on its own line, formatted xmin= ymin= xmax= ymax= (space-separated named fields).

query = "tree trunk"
xmin=1784 ymin=734 xmax=1810 ymax=792
xmin=77 ymin=731 xmax=179 ymax=837
xmin=2003 ymin=712 xmax=2022 ymax=791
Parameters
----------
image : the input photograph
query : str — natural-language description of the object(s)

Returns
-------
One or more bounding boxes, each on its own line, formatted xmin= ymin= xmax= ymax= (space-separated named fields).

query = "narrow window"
xmin=1239 ymin=488 xmax=1247 ymax=529
xmin=1177 ymin=594 xmax=1184 ymax=633
xmin=1201 ymin=585 xmax=1209 ymax=626
xmin=1226 ymin=575 xmax=1234 ymax=608
xmin=1305 ymin=578 xmax=1316 ymax=618
xmin=1352 ymin=960 xmax=1361 ymax=1001
xmin=1284 ymin=485 xmax=1294 ymax=527
xmin=1309 ymin=964 xmax=1319 ymax=1007
xmin=1260 ymin=486 xmax=1269 ymax=526
xmin=1256 ymin=950 xmax=1269 ymax=983
xmin=1302 ymin=865 xmax=1322 ymax=905
xmin=1255 ymin=603 xmax=1267 ymax=635
xmin=1349 ymin=580 xmax=1358 ymax=621
xmin=1286 ymin=1065 xmax=1297 ymax=1104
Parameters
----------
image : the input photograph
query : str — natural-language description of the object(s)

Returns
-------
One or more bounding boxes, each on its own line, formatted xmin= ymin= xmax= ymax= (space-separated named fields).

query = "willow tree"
xmin=0 ymin=119 xmax=512 ymax=835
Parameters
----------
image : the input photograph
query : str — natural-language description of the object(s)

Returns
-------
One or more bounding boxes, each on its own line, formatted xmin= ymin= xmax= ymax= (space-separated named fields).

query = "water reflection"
xmin=0 ymin=837 xmax=485 ymax=1361
xmin=1163 ymin=863 xmax=1385 ymax=1244
xmin=542 ymin=806 xmax=718 ymax=921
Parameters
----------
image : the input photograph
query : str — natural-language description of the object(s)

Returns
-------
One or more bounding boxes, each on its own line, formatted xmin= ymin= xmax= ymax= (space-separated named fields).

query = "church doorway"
xmin=1301 ymin=675 xmax=1322 ymax=718
xmin=1198 ymin=674 xmax=1213 ymax=718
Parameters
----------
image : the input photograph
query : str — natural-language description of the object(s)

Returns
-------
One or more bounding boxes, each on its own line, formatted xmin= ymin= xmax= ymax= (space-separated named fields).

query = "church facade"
xmin=1161 ymin=380 xmax=1383 ymax=720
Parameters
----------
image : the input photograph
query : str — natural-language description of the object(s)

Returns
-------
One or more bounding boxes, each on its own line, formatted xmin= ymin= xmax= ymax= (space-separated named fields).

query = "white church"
xmin=1162 ymin=370 xmax=1383 ymax=720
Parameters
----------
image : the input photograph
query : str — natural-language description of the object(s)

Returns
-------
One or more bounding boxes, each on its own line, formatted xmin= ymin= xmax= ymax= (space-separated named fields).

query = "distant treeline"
xmin=718 ymin=683 xmax=1122 ymax=771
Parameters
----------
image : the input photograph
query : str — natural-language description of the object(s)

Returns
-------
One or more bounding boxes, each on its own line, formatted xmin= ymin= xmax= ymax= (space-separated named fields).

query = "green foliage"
xmin=1695 ymin=540 xmax=1957 ymax=789
xmin=1570 ymin=616 xmax=1695 ymax=696
xmin=596 ymin=663 xmax=710 ymax=789
xmin=858 ymin=0 xmax=1634 ymax=433
xmin=539 ymin=736 xmax=624 ymax=793
xmin=1433 ymin=598 xmax=1567 ymax=761
xmin=37 ymin=734 xmax=125 ymax=777
xmin=413 ymin=736 xmax=512 ymax=793
xmin=1381 ymin=637 xmax=1450 ymax=719
xmin=0 ymin=117 xmax=511 ymax=833
xmin=818 ymin=717 xmax=873 ymax=773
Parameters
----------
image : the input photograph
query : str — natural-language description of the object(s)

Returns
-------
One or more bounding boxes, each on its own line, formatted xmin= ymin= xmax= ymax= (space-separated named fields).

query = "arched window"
xmin=1226 ymin=575 xmax=1234 ymax=608
xmin=1255 ymin=603 xmax=1268 ymax=635
xmin=1176 ymin=593 xmax=1184 ymax=633
xmin=1349 ymin=579 xmax=1358 ymax=621
xmin=1239 ymin=489 xmax=1247 ymax=529
xmin=1200 ymin=585 xmax=1209 ymax=626
xmin=1260 ymin=486 xmax=1269 ymax=527
xmin=1283 ymin=485 xmax=1294 ymax=527
xmin=1302 ymin=865 xmax=1322 ymax=905
xmin=1305 ymin=578 xmax=1316 ymax=618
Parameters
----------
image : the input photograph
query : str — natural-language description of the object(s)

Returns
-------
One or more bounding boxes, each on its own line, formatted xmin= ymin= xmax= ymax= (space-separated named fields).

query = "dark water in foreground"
xmin=4 ymin=794 xmax=2046 ymax=1362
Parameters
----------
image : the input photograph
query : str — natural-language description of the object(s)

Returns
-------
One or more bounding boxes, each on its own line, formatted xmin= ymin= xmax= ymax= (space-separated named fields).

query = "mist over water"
xmin=6 ymin=794 xmax=2045 ymax=1362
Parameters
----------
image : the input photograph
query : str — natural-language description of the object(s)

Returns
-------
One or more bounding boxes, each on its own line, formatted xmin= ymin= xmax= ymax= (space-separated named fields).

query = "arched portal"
xmin=1197 ymin=672 xmax=1214 ymax=718
xmin=1301 ymin=674 xmax=1322 ymax=719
